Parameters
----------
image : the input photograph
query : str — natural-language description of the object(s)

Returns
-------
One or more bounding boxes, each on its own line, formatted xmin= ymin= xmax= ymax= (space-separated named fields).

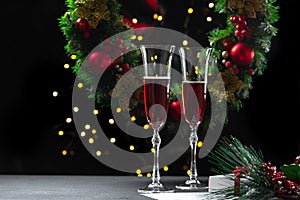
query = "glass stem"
xmin=189 ymin=126 xmax=198 ymax=181
xmin=151 ymin=129 xmax=161 ymax=186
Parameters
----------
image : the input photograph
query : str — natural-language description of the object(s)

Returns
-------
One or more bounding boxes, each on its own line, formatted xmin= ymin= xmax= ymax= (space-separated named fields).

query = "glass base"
xmin=175 ymin=179 xmax=208 ymax=191
xmin=138 ymin=183 xmax=174 ymax=193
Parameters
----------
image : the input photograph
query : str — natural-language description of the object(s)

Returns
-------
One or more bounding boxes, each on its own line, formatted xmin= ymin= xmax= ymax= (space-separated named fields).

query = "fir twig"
xmin=207 ymin=135 xmax=276 ymax=199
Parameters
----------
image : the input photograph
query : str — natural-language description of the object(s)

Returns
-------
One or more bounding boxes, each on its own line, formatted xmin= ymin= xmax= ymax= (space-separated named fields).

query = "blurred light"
xmin=187 ymin=170 xmax=191 ymax=175
xmin=66 ymin=118 xmax=72 ymax=123
xmin=132 ymin=18 xmax=138 ymax=24
xmin=208 ymin=2 xmax=215 ymax=8
xmin=85 ymin=124 xmax=91 ymax=130
xmin=195 ymin=66 xmax=199 ymax=75
xmin=198 ymin=141 xmax=203 ymax=147
xmin=188 ymin=8 xmax=194 ymax=14
xmin=144 ymin=124 xmax=150 ymax=130
xmin=64 ymin=63 xmax=70 ymax=69
xmin=77 ymin=82 xmax=83 ymax=88
xmin=129 ymin=145 xmax=135 ymax=151
xmin=154 ymin=55 xmax=158 ymax=60
xmin=131 ymin=116 xmax=136 ymax=121
xmin=116 ymin=108 xmax=122 ymax=113
xmin=163 ymin=166 xmax=169 ymax=171
xmin=137 ymin=36 xmax=143 ymax=41
xmin=80 ymin=131 xmax=86 ymax=137
xmin=58 ymin=131 xmax=64 ymax=136
xmin=153 ymin=13 xmax=158 ymax=20
xmin=146 ymin=173 xmax=151 ymax=177
xmin=151 ymin=148 xmax=154 ymax=153
xmin=110 ymin=138 xmax=116 ymax=143
xmin=73 ymin=106 xmax=79 ymax=112
xmin=52 ymin=91 xmax=58 ymax=97
xmin=91 ymin=129 xmax=97 ymax=134
xmin=62 ymin=150 xmax=67 ymax=156
xmin=71 ymin=55 xmax=76 ymax=60
xmin=136 ymin=169 xmax=142 ymax=174
xmin=93 ymin=109 xmax=99 ymax=115
xmin=182 ymin=40 xmax=188 ymax=46
xmin=109 ymin=119 xmax=115 ymax=124
xmin=157 ymin=15 xmax=163 ymax=21
xmin=131 ymin=35 xmax=136 ymax=40
xmin=96 ymin=150 xmax=102 ymax=156
xmin=88 ymin=138 xmax=94 ymax=144
xmin=206 ymin=16 xmax=213 ymax=22
xmin=138 ymin=174 xmax=143 ymax=177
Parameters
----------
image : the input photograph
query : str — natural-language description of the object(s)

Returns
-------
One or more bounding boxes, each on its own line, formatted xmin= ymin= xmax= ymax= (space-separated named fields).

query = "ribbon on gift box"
xmin=233 ymin=166 xmax=250 ymax=195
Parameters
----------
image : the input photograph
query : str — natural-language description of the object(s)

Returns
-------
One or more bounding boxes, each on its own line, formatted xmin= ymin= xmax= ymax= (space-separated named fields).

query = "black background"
xmin=0 ymin=0 xmax=299 ymax=175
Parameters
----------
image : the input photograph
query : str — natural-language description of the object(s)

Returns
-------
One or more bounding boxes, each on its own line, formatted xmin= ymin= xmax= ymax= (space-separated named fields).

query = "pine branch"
xmin=207 ymin=136 xmax=276 ymax=199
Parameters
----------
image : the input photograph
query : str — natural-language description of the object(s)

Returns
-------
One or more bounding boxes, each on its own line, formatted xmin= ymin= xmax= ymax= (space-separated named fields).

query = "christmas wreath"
xmin=208 ymin=0 xmax=279 ymax=112
xmin=57 ymin=0 xmax=280 ymax=157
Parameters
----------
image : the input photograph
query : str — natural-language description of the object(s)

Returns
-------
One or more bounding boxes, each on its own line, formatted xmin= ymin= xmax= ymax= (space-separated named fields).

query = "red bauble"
xmin=230 ymin=43 xmax=254 ymax=66
xmin=88 ymin=51 xmax=112 ymax=74
xmin=170 ymin=101 xmax=182 ymax=121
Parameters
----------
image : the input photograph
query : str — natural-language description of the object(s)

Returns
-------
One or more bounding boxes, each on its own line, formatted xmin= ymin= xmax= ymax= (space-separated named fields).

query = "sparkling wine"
xmin=143 ymin=77 xmax=170 ymax=128
xmin=182 ymin=81 xmax=206 ymax=125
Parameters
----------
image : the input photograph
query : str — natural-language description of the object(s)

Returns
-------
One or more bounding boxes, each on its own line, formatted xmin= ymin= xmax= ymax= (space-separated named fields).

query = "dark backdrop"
xmin=0 ymin=0 xmax=299 ymax=175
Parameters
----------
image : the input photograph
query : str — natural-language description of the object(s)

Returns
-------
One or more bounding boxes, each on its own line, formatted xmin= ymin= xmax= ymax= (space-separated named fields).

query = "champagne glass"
xmin=138 ymin=44 xmax=175 ymax=193
xmin=176 ymin=47 xmax=212 ymax=191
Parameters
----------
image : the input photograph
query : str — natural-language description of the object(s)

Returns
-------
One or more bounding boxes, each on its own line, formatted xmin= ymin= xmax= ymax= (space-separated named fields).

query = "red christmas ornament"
xmin=225 ymin=61 xmax=233 ymax=68
xmin=170 ymin=101 xmax=181 ymax=121
xmin=88 ymin=51 xmax=112 ymax=74
xmin=222 ymin=38 xmax=234 ymax=51
xmin=230 ymin=43 xmax=254 ymax=66
xmin=232 ymin=67 xmax=239 ymax=75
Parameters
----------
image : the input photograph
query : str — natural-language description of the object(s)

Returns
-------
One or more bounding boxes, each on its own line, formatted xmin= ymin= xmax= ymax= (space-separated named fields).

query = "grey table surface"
xmin=0 ymin=175 xmax=209 ymax=200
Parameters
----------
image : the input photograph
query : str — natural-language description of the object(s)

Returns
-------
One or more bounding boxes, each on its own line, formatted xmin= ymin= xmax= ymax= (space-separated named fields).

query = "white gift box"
xmin=208 ymin=174 xmax=249 ymax=193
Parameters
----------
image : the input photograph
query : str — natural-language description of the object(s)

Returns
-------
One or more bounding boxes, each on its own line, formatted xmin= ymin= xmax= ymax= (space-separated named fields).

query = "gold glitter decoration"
xmin=210 ymin=69 xmax=246 ymax=103
xmin=228 ymin=0 xmax=264 ymax=18
xmin=74 ymin=0 xmax=110 ymax=29
xmin=112 ymin=74 xmax=141 ymax=111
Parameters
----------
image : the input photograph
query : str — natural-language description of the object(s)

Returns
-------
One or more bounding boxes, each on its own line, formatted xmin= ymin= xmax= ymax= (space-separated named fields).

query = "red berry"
xmin=237 ymin=35 xmax=245 ymax=41
xmin=76 ymin=18 xmax=89 ymax=30
xmin=241 ymin=29 xmax=251 ymax=39
xmin=247 ymin=68 xmax=255 ymax=75
xmin=241 ymin=29 xmax=247 ymax=36
xmin=232 ymin=67 xmax=239 ymax=74
xmin=230 ymin=16 xmax=239 ymax=23
xmin=235 ymin=30 xmax=241 ymax=37
xmin=238 ymin=14 xmax=245 ymax=22
xmin=225 ymin=61 xmax=233 ymax=68
xmin=236 ymin=21 xmax=247 ymax=31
